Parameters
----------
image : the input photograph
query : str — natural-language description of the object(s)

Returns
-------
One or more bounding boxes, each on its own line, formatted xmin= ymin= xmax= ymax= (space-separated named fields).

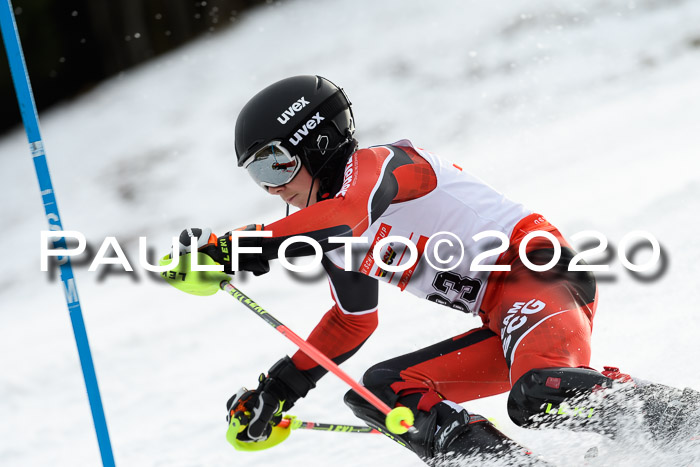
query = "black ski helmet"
xmin=235 ymin=75 xmax=356 ymax=194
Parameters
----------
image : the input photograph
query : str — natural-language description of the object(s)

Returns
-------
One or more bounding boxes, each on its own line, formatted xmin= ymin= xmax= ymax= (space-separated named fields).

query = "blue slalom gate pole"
xmin=0 ymin=2 xmax=116 ymax=466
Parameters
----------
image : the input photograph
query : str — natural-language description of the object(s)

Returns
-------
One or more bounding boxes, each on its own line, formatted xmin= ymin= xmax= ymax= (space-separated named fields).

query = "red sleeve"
xmin=291 ymin=304 xmax=378 ymax=376
xmin=290 ymin=256 xmax=379 ymax=382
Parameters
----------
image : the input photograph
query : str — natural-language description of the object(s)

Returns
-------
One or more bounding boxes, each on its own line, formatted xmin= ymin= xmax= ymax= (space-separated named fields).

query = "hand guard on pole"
xmin=227 ymin=383 xmax=284 ymax=442
xmin=158 ymin=227 xmax=230 ymax=296
xmin=173 ymin=227 xmax=234 ymax=272
xmin=173 ymin=226 xmax=270 ymax=275
xmin=226 ymin=357 xmax=316 ymax=451
xmin=158 ymin=226 xmax=271 ymax=295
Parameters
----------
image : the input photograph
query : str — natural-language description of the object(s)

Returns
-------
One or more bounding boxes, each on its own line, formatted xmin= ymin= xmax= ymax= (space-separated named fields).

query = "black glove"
xmin=226 ymin=357 xmax=316 ymax=442
xmin=175 ymin=226 xmax=270 ymax=276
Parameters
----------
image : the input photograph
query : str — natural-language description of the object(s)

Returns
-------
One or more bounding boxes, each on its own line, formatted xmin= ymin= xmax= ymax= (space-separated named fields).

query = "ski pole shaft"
xmin=220 ymin=281 xmax=416 ymax=434
xmin=278 ymin=417 xmax=380 ymax=434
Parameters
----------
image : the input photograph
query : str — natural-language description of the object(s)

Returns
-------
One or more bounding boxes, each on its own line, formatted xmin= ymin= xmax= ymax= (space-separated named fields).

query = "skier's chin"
xmin=285 ymin=194 xmax=300 ymax=208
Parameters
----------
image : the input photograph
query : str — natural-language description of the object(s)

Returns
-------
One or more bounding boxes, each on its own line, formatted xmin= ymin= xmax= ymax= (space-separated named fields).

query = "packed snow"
xmin=1 ymin=0 xmax=699 ymax=465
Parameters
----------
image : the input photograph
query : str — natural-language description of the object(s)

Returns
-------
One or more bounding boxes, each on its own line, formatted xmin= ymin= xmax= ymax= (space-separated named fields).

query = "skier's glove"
xmin=159 ymin=225 xmax=269 ymax=296
xmin=159 ymin=227 xmax=230 ymax=296
xmin=173 ymin=226 xmax=270 ymax=275
xmin=226 ymin=357 xmax=316 ymax=450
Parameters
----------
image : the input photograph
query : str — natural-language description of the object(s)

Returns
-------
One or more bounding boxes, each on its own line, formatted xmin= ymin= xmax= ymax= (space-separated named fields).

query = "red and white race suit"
xmin=252 ymin=139 xmax=597 ymax=403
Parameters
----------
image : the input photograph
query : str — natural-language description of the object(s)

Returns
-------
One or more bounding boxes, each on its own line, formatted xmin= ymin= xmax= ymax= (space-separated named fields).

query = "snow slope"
xmin=1 ymin=0 xmax=699 ymax=465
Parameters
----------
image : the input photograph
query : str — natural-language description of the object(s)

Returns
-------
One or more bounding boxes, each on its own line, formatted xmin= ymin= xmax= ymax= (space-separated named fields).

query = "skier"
xmin=163 ymin=75 xmax=699 ymax=464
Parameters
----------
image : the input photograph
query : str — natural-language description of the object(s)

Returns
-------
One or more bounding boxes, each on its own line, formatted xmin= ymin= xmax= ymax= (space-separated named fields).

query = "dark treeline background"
xmin=1 ymin=0 xmax=266 ymax=135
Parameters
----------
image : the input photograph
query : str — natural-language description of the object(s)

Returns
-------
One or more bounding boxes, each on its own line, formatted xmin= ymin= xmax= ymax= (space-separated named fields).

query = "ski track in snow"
xmin=1 ymin=0 xmax=699 ymax=465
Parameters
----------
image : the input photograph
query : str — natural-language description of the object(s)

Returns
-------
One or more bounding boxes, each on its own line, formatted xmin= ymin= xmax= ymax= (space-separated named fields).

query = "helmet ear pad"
xmin=331 ymin=108 xmax=355 ymax=138
xmin=297 ymin=108 xmax=355 ymax=178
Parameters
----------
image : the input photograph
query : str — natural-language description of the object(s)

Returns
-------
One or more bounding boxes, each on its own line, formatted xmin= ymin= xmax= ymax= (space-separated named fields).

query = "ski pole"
xmin=220 ymin=281 xmax=416 ymax=434
xmin=279 ymin=416 xmax=380 ymax=434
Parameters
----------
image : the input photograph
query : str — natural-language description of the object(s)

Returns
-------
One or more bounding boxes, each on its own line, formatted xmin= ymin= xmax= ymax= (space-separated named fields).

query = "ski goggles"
xmin=243 ymin=141 xmax=302 ymax=189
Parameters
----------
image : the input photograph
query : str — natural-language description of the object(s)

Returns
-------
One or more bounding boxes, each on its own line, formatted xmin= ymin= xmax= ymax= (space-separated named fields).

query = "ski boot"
xmin=509 ymin=366 xmax=700 ymax=452
xmin=344 ymin=389 xmax=549 ymax=466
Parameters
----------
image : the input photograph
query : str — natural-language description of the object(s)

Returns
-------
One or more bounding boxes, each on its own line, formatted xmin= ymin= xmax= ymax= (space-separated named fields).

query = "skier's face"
xmin=267 ymin=165 xmax=319 ymax=209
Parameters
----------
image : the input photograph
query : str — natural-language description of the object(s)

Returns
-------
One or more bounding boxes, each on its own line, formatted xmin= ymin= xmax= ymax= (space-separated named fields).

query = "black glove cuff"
xmin=239 ymin=252 xmax=270 ymax=276
xmin=263 ymin=356 xmax=316 ymax=409
xmin=223 ymin=234 xmax=270 ymax=276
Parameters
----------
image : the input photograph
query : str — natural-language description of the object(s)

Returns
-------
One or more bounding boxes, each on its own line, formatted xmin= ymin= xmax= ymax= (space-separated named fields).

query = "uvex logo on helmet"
xmin=277 ymin=97 xmax=310 ymax=124
xmin=289 ymin=112 xmax=324 ymax=146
